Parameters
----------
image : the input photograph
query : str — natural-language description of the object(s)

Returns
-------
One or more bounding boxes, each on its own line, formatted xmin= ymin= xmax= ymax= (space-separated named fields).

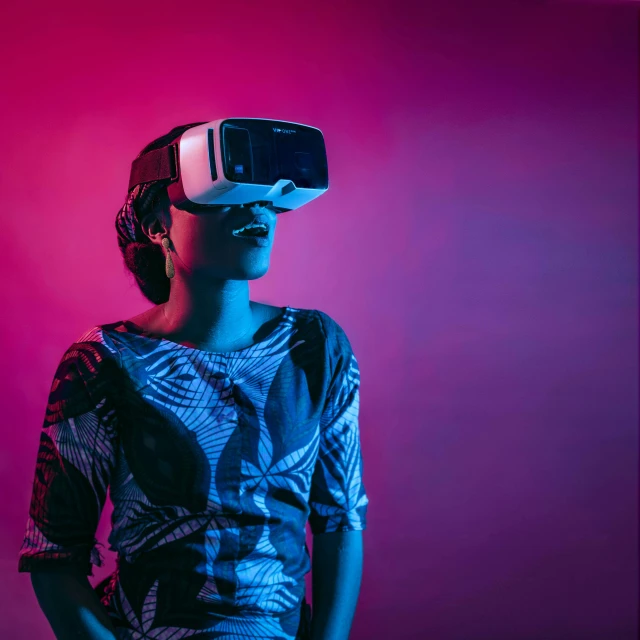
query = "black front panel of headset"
xmin=220 ymin=119 xmax=328 ymax=189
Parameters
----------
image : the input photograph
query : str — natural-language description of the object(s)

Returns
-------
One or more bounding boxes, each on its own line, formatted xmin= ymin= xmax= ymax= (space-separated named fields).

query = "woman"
xmin=18 ymin=122 xmax=368 ymax=640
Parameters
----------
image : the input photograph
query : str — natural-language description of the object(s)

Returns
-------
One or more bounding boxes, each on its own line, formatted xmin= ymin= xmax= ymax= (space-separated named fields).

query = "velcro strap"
xmin=128 ymin=144 xmax=178 ymax=191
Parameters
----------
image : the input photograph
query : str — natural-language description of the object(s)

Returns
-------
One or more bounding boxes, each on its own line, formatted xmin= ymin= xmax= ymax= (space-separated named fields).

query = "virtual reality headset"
xmin=128 ymin=118 xmax=329 ymax=213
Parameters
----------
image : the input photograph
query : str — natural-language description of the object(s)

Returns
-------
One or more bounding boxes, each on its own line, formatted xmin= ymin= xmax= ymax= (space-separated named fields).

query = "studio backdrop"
xmin=1 ymin=1 xmax=637 ymax=638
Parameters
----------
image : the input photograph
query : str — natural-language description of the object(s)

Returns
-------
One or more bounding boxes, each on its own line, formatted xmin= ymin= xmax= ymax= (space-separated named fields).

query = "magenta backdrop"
xmin=1 ymin=1 xmax=638 ymax=638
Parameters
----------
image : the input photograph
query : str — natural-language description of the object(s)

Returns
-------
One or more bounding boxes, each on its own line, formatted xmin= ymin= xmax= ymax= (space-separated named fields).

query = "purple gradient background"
xmin=1 ymin=1 xmax=638 ymax=638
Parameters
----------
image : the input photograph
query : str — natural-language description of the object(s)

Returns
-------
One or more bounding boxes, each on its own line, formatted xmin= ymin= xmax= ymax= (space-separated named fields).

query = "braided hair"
xmin=115 ymin=122 xmax=206 ymax=304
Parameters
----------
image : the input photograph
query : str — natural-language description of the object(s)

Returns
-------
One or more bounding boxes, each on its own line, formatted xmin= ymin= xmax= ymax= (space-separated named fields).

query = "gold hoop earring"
xmin=161 ymin=236 xmax=175 ymax=279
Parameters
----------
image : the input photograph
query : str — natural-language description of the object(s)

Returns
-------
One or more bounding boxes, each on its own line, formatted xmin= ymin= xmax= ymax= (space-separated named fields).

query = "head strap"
xmin=128 ymin=144 xmax=178 ymax=191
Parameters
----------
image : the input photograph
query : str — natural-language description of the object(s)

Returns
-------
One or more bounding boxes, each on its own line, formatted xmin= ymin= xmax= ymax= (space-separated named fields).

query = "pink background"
xmin=1 ymin=1 xmax=638 ymax=638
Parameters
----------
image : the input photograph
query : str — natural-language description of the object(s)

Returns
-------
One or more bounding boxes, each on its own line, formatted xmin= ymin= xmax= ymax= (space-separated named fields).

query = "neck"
xmin=158 ymin=272 xmax=256 ymax=351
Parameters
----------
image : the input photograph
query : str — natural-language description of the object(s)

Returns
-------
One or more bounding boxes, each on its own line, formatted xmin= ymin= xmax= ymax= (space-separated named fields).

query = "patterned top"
xmin=18 ymin=306 xmax=368 ymax=639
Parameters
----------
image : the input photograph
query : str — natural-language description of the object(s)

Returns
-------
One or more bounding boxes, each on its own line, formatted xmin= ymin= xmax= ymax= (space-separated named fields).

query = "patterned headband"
xmin=115 ymin=123 xmax=209 ymax=246
xmin=115 ymin=181 xmax=166 ymax=246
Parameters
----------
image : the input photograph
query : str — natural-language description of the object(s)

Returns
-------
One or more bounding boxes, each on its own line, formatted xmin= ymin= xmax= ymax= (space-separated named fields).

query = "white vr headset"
xmin=128 ymin=118 xmax=329 ymax=213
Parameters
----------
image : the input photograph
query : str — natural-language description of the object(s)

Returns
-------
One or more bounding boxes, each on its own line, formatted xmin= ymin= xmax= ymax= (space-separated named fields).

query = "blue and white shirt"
xmin=18 ymin=306 xmax=368 ymax=639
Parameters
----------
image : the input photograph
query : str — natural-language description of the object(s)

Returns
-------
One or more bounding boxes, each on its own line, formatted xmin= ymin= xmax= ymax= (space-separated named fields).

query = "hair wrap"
xmin=115 ymin=122 xmax=206 ymax=248
xmin=115 ymin=181 xmax=167 ymax=246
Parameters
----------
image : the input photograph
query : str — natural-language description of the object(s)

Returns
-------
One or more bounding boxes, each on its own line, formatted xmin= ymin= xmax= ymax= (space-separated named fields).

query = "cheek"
xmin=172 ymin=212 xmax=227 ymax=261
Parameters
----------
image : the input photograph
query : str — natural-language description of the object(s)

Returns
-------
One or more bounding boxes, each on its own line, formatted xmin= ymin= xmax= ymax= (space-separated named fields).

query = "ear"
xmin=139 ymin=188 xmax=173 ymax=245
xmin=139 ymin=212 xmax=168 ymax=247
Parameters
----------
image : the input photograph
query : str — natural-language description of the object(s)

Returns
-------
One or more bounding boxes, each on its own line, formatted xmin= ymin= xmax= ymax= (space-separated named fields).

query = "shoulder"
xmin=313 ymin=309 xmax=353 ymax=348
xmin=65 ymin=325 xmax=124 ymax=367
xmin=313 ymin=309 xmax=356 ymax=364
xmin=285 ymin=306 xmax=350 ymax=342
xmin=46 ymin=326 xmax=123 ymax=422
xmin=290 ymin=307 xmax=358 ymax=374
xmin=309 ymin=310 xmax=361 ymax=402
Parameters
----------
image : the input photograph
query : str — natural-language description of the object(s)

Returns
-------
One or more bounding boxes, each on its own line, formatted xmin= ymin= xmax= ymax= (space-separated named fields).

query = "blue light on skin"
xmin=131 ymin=201 xmax=283 ymax=352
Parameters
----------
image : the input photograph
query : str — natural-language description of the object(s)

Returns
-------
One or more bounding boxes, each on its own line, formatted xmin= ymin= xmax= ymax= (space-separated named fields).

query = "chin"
xmin=199 ymin=257 xmax=271 ymax=281
xmin=246 ymin=267 xmax=270 ymax=280
xmin=232 ymin=263 xmax=271 ymax=281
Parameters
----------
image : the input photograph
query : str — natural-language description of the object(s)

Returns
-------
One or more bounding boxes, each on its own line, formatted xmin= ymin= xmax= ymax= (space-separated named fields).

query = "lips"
xmin=229 ymin=213 xmax=272 ymax=235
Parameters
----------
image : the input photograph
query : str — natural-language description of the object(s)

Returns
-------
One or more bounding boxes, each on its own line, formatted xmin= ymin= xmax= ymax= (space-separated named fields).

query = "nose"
xmin=242 ymin=201 xmax=283 ymax=216
xmin=244 ymin=201 xmax=272 ymax=210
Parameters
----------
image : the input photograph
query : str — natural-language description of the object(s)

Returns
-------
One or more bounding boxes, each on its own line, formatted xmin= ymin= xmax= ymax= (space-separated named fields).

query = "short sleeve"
xmin=308 ymin=312 xmax=369 ymax=535
xmin=18 ymin=331 xmax=120 ymax=576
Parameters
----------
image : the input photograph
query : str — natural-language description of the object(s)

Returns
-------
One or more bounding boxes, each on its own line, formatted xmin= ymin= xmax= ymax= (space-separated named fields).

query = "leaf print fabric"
xmin=18 ymin=306 xmax=368 ymax=639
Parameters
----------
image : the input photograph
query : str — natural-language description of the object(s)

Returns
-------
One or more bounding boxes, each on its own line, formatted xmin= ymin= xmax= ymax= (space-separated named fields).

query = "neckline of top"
xmin=107 ymin=306 xmax=295 ymax=357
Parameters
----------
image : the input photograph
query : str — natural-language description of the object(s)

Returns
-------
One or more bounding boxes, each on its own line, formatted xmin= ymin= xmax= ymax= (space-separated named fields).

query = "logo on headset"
xmin=273 ymin=127 xmax=296 ymax=134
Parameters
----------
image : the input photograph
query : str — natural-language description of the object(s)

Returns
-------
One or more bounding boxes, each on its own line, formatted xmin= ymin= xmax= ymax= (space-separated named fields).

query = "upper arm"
xmin=18 ymin=337 xmax=120 ymax=576
xmin=308 ymin=312 xmax=369 ymax=536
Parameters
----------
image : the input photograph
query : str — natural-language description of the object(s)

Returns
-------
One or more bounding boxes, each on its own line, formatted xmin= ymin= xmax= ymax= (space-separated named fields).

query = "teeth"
xmin=232 ymin=221 xmax=268 ymax=236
